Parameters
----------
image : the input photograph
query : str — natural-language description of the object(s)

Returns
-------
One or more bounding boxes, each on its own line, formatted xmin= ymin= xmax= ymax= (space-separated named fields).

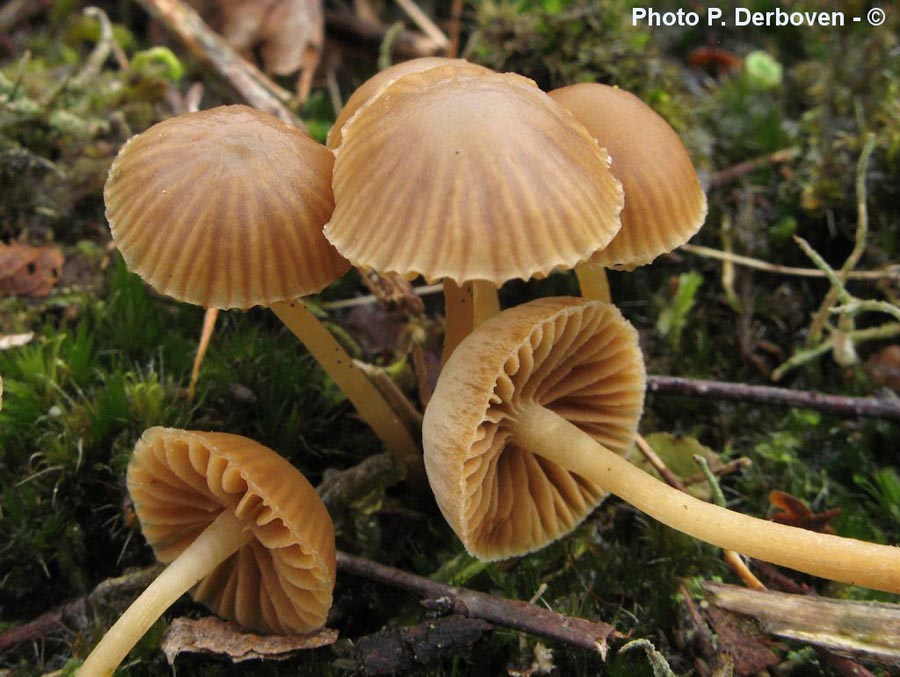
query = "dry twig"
xmin=134 ymin=0 xmax=303 ymax=127
xmin=336 ymin=551 xmax=618 ymax=656
xmin=646 ymin=375 xmax=900 ymax=420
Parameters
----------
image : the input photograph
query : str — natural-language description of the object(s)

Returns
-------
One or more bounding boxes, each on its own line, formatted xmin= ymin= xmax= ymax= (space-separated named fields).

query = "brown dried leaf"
xmin=160 ymin=616 xmax=338 ymax=666
xmin=866 ymin=345 xmax=900 ymax=391
xmin=0 ymin=243 xmax=65 ymax=298
xmin=769 ymin=490 xmax=840 ymax=534
xmin=195 ymin=0 xmax=323 ymax=79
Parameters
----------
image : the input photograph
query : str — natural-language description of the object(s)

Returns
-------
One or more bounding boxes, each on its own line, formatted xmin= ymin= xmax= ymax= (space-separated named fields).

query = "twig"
xmin=336 ymin=551 xmax=618 ymax=656
xmin=447 ymin=0 xmax=463 ymax=58
xmin=679 ymin=244 xmax=899 ymax=281
xmin=635 ymin=434 xmax=687 ymax=492
xmin=0 ymin=565 xmax=163 ymax=651
xmin=0 ymin=0 xmax=51 ymax=35
xmin=70 ymin=7 xmax=117 ymax=89
xmin=395 ymin=0 xmax=449 ymax=51
xmin=317 ymin=453 xmax=403 ymax=512
xmin=693 ymin=455 xmax=765 ymax=589
xmin=771 ymin=323 xmax=900 ymax=381
xmin=807 ymin=133 xmax=877 ymax=344
xmin=795 ymin=236 xmax=900 ymax=323
xmin=326 ymin=10 xmax=445 ymax=59
xmin=708 ymin=147 xmax=800 ymax=189
xmin=646 ymin=375 xmax=900 ymax=420
xmin=134 ymin=0 xmax=304 ymax=128
xmin=322 ymin=283 xmax=443 ymax=311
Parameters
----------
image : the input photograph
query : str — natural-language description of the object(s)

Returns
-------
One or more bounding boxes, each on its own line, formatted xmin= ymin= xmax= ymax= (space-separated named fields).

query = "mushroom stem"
xmin=270 ymin=300 xmax=423 ymax=479
xmin=574 ymin=262 xmax=611 ymax=303
xmin=187 ymin=307 xmax=219 ymax=402
xmin=441 ymin=279 xmax=500 ymax=364
xmin=79 ymin=510 xmax=252 ymax=677
xmin=512 ymin=402 xmax=900 ymax=593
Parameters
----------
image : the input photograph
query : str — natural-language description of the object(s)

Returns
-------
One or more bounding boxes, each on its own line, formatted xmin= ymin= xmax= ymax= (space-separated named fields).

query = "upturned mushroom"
xmin=79 ymin=428 xmax=335 ymax=676
xmin=104 ymin=105 xmax=421 ymax=474
xmin=548 ymin=83 xmax=707 ymax=301
xmin=324 ymin=65 xmax=623 ymax=362
xmin=423 ymin=297 xmax=900 ymax=592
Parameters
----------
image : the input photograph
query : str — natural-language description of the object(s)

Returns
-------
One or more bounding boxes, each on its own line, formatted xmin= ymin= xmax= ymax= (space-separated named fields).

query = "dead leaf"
xmin=866 ymin=345 xmax=900 ymax=391
xmin=637 ymin=433 xmax=723 ymax=500
xmin=161 ymin=616 xmax=338 ymax=665
xmin=0 ymin=243 xmax=65 ymax=298
xmin=0 ymin=332 xmax=34 ymax=350
xmin=769 ymin=490 xmax=840 ymax=534
xmin=191 ymin=0 xmax=323 ymax=98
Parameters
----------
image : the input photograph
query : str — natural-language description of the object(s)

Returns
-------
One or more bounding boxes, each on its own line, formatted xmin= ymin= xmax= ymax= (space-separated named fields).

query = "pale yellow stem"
xmin=574 ymin=262 xmax=611 ymax=303
xmin=270 ymin=300 xmax=423 ymax=481
xmin=513 ymin=403 xmax=900 ymax=593
xmin=187 ymin=307 xmax=219 ymax=402
xmin=80 ymin=511 xmax=252 ymax=676
xmin=441 ymin=280 xmax=500 ymax=365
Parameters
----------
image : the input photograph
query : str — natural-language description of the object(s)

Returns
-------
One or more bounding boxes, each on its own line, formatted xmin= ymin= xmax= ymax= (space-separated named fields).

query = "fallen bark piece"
xmin=353 ymin=615 xmax=492 ymax=675
xmin=161 ymin=616 xmax=338 ymax=665
xmin=703 ymin=582 xmax=900 ymax=667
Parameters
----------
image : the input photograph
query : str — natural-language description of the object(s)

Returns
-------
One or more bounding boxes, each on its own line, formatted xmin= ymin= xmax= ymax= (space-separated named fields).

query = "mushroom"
xmin=324 ymin=65 xmax=623 ymax=361
xmin=80 ymin=427 xmax=335 ymax=676
xmin=326 ymin=57 xmax=492 ymax=150
xmin=548 ymin=83 xmax=707 ymax=301
xmin=423 ymin=297 xmax=900 ymax=592
xmin=104 ymin=105 xmax=421 ymax=474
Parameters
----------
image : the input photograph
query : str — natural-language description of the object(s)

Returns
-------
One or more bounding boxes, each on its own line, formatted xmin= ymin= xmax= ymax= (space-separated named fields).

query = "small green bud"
xmin=743 ymin=50 xmax=783 ymax=91
xmin=130 ymin=46 xmax=185 ymax=83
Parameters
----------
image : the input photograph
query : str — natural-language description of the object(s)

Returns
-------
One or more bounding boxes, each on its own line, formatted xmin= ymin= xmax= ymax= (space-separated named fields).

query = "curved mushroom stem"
xmin=80 ymin=510 xmax=252 ymax=677
xmin=441 ymin=279 xmax=501 ymax=364
xmin=512 ymin=402 xmax=900 ymax=593
xmin=574 ymin=261 xmax=611 ymax=303
xmin=270 ymin=300 xmax=423 ymax=481
xmin=187 ymin=307 xmax=219 ymax=402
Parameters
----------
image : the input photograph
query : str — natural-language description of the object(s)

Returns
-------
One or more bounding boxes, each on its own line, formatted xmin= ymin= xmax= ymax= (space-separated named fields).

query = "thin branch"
xmin=336 ymin=551 xmax=618 ymax=656
xmin=646 ymin=375 xmax=900 ymax=420
xmin=708 ymin=147 xmax=801 ymax=189
xmin=795 ymin=235 xmax=900 ymax=324
xmin=679 ymin=244 xmax=899 ymax=281
xmin=395 ymin=0 xmax=449 ymax=51
xmin=134 ymin=0 xmax=304 ymax=128
xmin=807 ymin=133 xmax=877 ymax=344
xmin=322 ymin=283 xmax=443 ymax=310
xmin=326 ymin=10 xmax=445 ymax=59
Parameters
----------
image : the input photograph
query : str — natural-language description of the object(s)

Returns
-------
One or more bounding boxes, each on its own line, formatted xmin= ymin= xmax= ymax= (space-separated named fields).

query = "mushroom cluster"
xmin=89 ymin=55 xmax=898 ymax=676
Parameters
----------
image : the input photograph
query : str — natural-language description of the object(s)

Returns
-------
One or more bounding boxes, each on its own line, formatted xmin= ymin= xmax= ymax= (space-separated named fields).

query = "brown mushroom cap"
xmin=549 ymin=83 xmax=707 ymax=270
xmin=423 ymin=297 xmax=645 ymax=560
xmin=105 ymin=105 xmax=349 ymax=310
xmin=325 ymin=67 xmax=624 ymax=286
xmin=327 ymin=57 xmax=493 ymax=149
xmin=127 ymin=427 xmax=336 ymax=634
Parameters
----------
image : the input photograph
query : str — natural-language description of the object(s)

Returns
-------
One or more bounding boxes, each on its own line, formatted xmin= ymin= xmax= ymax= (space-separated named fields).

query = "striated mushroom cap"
xmin=549 ymin=83 xmax=707 ymax=270
xmin=105 ymin=105 xmax=349 ymax=310
xmin=325 ymin=67 xmax=624 ymax=286
xmin=423 ymin=297 xmax=646 ymax=560
xmin=127 ymin=427 xmax=336 ymax=634
xmin=327 ymin=57 xmax=493 ymax=149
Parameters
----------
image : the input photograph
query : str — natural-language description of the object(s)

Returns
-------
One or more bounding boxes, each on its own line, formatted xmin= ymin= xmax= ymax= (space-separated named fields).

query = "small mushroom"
xmin=80 ymin=427 xmax=335 ymax=676
xmin=325 ymin=66 xmax=623 ymax=361
xmin=326 ymin=57 xmax=492 ymax=150
xmin=423 ymin=298 xmax=900 ymax=592
xmin=104 ymin=106 xmax=421 ymax=474
xmin=548 ymin=84 xmax=707 ymax=300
